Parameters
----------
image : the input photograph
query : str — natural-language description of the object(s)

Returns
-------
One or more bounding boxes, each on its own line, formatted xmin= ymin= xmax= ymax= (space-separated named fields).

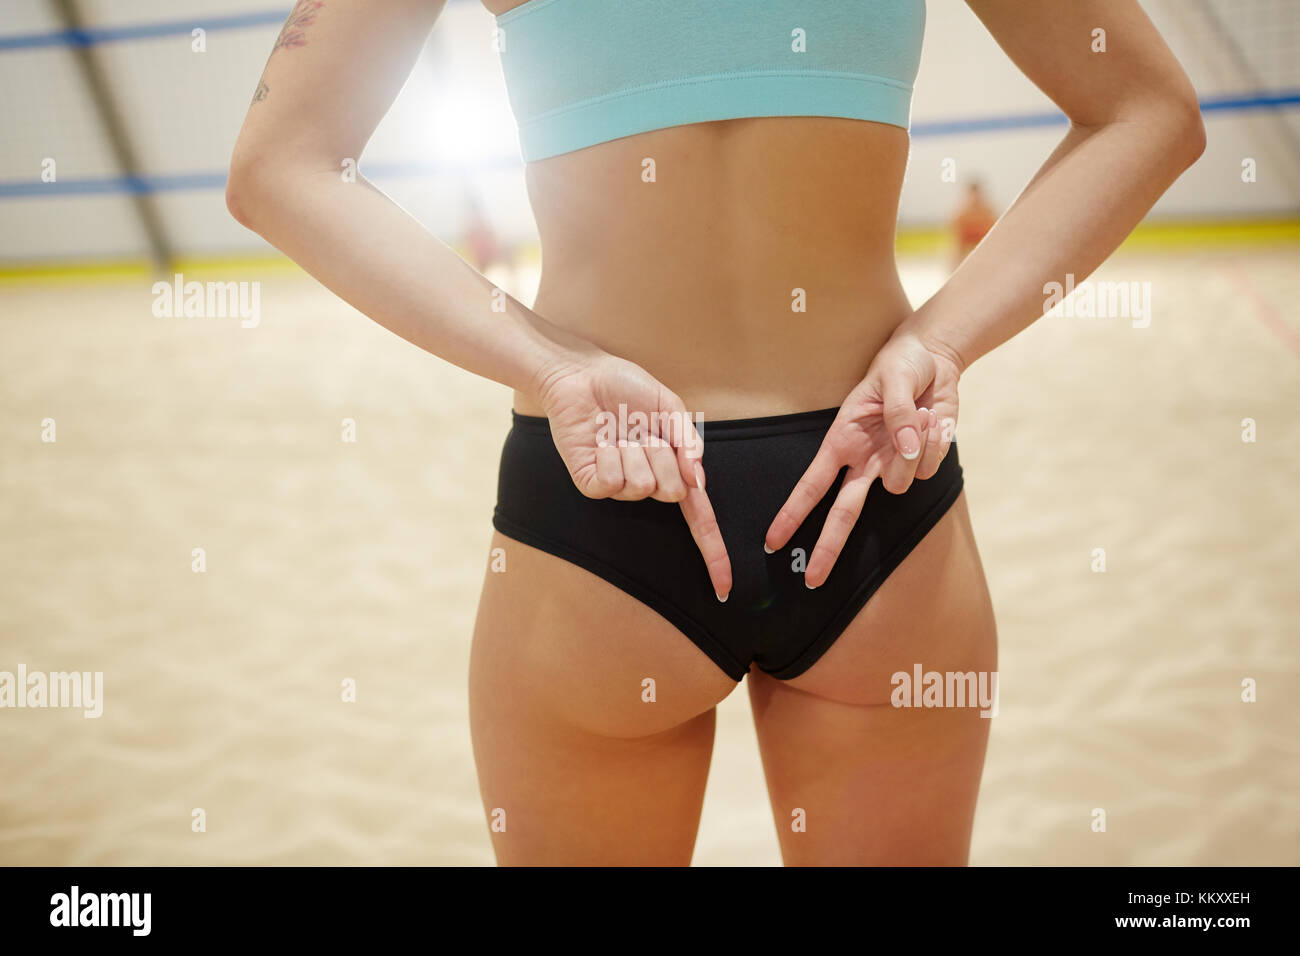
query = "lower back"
xmin=516 ymin=116 xmax=915 ymax=418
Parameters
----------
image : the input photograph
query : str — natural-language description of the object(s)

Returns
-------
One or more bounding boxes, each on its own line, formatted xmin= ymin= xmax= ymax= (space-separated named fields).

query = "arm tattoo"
xmin=251 ymin=1 xmax=323 ymax=105
xmin=273 ymin=0 xmax=325 ymax=51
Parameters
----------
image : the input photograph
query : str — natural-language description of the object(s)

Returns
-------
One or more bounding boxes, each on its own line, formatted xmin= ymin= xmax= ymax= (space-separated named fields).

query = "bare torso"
xmin=489 ymin=0 xmax=913 ymax=420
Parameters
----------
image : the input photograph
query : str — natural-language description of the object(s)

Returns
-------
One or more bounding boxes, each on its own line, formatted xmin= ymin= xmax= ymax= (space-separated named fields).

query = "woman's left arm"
xmin=766 ymin=0 xmax=1204 ymax=585
xmin=903 ymin=0 xmax=1206 ymax=374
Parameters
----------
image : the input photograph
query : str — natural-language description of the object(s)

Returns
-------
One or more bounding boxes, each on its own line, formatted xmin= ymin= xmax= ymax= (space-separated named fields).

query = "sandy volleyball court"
xmin=1 ymin=246 xmax=1297 ymax=865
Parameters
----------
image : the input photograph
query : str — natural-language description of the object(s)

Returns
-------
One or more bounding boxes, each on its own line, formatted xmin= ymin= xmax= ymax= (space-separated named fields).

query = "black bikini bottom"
xmin=492 ymin=407 xmax=964 ymax=681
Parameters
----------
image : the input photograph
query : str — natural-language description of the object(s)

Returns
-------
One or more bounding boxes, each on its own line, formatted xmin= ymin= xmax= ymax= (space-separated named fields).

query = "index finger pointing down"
xmin=679 ymin=484 xmax=732 ymax=602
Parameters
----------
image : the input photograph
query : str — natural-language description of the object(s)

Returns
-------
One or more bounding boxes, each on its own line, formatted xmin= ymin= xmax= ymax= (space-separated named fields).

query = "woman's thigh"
xmin=747 ymin=492 xmax=998 ymax=865
xmin=469 ymin=531 xmax=738 ymax=865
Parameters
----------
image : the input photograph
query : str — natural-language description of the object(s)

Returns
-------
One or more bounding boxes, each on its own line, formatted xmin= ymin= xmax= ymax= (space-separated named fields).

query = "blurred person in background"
xmin=459 ymin=189 xmax=513 ymax=279
xmin=950 ymin=179 xmax=999 ymax=269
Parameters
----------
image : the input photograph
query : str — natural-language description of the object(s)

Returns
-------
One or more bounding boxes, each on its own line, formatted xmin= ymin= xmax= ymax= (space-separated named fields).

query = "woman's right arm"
xmin=226 ymin=0 xmax=733 ymax=597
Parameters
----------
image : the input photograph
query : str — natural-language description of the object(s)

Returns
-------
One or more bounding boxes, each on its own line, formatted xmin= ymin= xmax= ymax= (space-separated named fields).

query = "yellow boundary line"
xmin=894 ymin=218 xmax=1300 ymax=255
xmin=2 ymin=219 xmax=1296 ymax=285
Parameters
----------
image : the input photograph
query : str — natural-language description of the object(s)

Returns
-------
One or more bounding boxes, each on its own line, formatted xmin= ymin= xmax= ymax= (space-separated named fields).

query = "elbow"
xmin=225 ymin=152 xmax=264 ymax=232
xmin=1155 ymin=81 xmax=1207 ymax=170
xmin=225 ymin=145 xmax=280 ymax=232
xmin=1109 ymin=89 xmax=1207 ymax=173
xmin=225 ymin=175 xmax=254 ymax=230
xmin=1172 ymin=96 xmax=1207 ymax=169
xmin=226 ymin=145 xmax=331 ymax=234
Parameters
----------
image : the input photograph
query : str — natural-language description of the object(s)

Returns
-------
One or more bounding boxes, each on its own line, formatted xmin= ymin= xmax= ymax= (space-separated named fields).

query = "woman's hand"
xmin=535 ymin=351 xmax=734 ymax=601
xmin=763 ymin=326 xmax=961 ymax=589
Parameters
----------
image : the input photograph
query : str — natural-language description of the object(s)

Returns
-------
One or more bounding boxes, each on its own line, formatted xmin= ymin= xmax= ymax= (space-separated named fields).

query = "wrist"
xmin=895 ymin=313 xmax=969 ymax=376
xmin=526 ymin=333 xmax=607 ymax=413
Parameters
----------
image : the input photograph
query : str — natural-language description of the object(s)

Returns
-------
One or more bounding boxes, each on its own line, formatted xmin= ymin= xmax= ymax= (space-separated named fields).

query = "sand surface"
xmin=1 ymin=247 xmax=1297 ymax=865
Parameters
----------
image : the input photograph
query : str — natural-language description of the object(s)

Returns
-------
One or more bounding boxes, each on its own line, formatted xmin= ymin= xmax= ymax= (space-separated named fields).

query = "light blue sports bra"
xmin=494 ymin=0 xmax=927 ymax=161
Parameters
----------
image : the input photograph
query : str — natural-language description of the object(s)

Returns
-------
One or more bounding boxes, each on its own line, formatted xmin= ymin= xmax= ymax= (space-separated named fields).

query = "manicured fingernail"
xmin=717 ymin=592 xmax=728 ymax=603
xmin=897 ymin=426 xmax=921 ymax=460
xmin=694 ymin=461 xmax=706 ymax=490
xmin=804 ymin=578 xmax=819 ymax=590
xmin=763 ymin=543 xmax=775 ymax=554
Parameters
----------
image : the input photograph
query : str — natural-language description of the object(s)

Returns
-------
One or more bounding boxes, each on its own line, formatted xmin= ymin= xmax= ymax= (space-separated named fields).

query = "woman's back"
xmin=485 ymin=0 xmax=925 ymax=416
xmin=518 ymin=116 xmax=914 ymax=418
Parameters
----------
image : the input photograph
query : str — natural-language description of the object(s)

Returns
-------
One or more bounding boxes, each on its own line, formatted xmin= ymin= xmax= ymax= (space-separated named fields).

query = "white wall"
xmin=0 ymin=0 xmax=1296 ymax=264
xmin=902 ymin=0 xmax=1300 ymax=223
